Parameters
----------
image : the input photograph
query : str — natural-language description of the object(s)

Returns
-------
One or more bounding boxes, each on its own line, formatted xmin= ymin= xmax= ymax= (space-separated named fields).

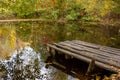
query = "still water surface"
xmin=0 ymin=22 xmax=120 ymax=80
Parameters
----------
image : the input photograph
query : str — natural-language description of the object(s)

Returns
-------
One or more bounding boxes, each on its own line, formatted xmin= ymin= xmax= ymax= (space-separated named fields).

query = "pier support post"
xmin=46 ymin=45 xmax=59 ymax=68
xmin=86 ymin=59 xmax=95 ymax=75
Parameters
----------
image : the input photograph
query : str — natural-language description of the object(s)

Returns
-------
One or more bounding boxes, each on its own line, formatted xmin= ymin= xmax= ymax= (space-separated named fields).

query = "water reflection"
xmin=0 ymin=22 xmax=120 ymax=80
xmin=0 ymin=26 xmax=30 ymax=60
xmin=15 ymin=22 xmax=120 ymax=50
xmin=0 ymin=26 xmax=17 ymax=59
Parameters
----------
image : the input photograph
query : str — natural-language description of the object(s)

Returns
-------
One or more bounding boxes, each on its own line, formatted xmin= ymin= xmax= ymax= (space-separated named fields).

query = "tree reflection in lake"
xmin=16 ymin=22 xmax=120 ymax=50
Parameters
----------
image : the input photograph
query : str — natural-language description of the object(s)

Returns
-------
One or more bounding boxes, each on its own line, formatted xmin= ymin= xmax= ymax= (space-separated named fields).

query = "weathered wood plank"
xmin=73 ymin=40 xmax=120 ymax=55
xmin=72 ymin=40 xmax=101 ymax=49
xmin=55 ymin=43 xmax=116 ymax=61
xmin=54 ymin=43 xmax=120 ymax=68
xmin=47 ymin=44 xmax=119 ymax=73
xmin=100 ymin=46 xmax=120 ymax=55
xmin=63 ymin=41 xmax=120 ymax=59
xmin=58 ymin=42 xmax=120 ymax=62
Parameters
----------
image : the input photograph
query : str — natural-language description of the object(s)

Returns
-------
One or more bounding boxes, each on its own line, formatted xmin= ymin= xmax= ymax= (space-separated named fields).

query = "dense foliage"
xmin=0 ymin=0 xmax=120 ymax=21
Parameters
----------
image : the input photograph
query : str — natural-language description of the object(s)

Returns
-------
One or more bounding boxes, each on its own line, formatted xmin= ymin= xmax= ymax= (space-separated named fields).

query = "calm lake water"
xmin=0 ymin=22 xmax=120 ymax=80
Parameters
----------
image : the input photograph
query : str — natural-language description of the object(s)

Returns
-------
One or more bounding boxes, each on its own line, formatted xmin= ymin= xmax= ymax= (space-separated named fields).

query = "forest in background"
xmin=0 ymin=0 xmax=120 ymax=23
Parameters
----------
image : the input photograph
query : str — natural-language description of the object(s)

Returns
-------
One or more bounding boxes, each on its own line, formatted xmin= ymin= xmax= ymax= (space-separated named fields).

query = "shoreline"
xmin=0 ymin=18 xmax=120 ymax=26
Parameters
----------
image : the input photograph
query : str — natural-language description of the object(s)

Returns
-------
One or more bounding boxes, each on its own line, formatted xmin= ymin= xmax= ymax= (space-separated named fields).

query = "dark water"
xmin=0 ymin=22 xmax=120 ymax=80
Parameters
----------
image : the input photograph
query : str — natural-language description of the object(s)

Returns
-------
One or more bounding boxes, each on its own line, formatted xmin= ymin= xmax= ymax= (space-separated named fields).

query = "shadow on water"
xmin=47 ymin=58 xmax=89 ymax=80
xmin=45 ymin=51 xmax=114 ymax=80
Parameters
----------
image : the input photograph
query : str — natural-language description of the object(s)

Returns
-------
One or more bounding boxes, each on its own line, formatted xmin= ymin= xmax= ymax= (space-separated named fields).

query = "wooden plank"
xmin=62 ymin=41 xmax=120 ymax=59
xmin=56 ymin=43 xmax=110 ymax=60
xmin=72 ymin=40 xmax=101 ymax=49
xmin=47 ymin=44 xmax=119 ymax=73
xmin=56 ymin=43 xmax=115 ymax=61
xmin=58 ymin=42 xmax=120 ymax=67
xmin=54 ymin=43 xmax=120 ymax=68
xmin=100 ymin=46 xmax=120 ymax=55
xmin=66 ymin=41 xmax=120 ymax=61
xmin=73 ymin=40 xmax=120 ymax=56
xmin=58 ymin=42 xmax=120 ymax=62
xmin=73 ymin=40 xmax=120 ymax=52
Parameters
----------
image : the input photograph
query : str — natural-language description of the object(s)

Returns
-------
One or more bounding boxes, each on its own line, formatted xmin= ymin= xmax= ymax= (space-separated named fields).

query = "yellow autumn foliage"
xmin=0 ymin=26 xmax=16 ymax=59
xmin=76 ymin=0 xmax=116 ymax=17
xmin=0 ymin=26 xmax=31 ymax=60
xmin=100 ymin=0 xmax=115 ymax=16
xmin=8 ymin=30 xmax=16 ymax=49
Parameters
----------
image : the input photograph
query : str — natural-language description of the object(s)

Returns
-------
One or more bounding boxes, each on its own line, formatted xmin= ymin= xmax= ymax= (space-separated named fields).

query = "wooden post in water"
xmin=46 ymin=45 xmax=57 ymax=63
xmin=45 ymin=45 xmax=53 ymax=67
xmin=86 ymin=59 xmax=95 ymax=75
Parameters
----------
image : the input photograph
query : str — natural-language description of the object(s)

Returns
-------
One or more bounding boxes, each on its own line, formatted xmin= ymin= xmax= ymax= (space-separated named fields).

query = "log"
xmin=0 ymin=19 xmax=56 ymax=23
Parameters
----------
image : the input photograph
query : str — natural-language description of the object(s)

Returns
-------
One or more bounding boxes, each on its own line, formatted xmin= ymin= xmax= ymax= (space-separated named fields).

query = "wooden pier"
xmin=46 ymin=40 xmax=120 ymax=74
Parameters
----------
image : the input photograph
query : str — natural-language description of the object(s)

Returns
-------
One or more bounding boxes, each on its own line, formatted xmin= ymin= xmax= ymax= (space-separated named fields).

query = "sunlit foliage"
xmin=0 ymin=0 xmax=119 ymax=21
xmin=0 ymin=0 xmax=38 ymax=18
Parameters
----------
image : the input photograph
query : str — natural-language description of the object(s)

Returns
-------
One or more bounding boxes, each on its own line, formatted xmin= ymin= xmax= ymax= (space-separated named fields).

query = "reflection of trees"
xmin=75 ymin=24 xmax=110 ymax=46
xmin=16 ymin=22 xmax=120 ymax=53
xmin=64 ymin=23 xmax=120 ymax=48
xmin=51 ymin=70 xmax=67 ymax=80
xmin=54 ymin=23 xmax=66 ymax=42
xmin=16 ymin=23 xmax=42 ymax=52
xmin=100 ymin=25 xmax=120 ymax=48
xmin=0 ymin=26 xmax=17 ymax=59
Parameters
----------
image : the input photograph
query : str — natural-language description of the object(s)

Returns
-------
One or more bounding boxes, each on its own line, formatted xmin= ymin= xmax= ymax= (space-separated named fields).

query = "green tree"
xmin=10 ymin=0 xmax=38 ymax=18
